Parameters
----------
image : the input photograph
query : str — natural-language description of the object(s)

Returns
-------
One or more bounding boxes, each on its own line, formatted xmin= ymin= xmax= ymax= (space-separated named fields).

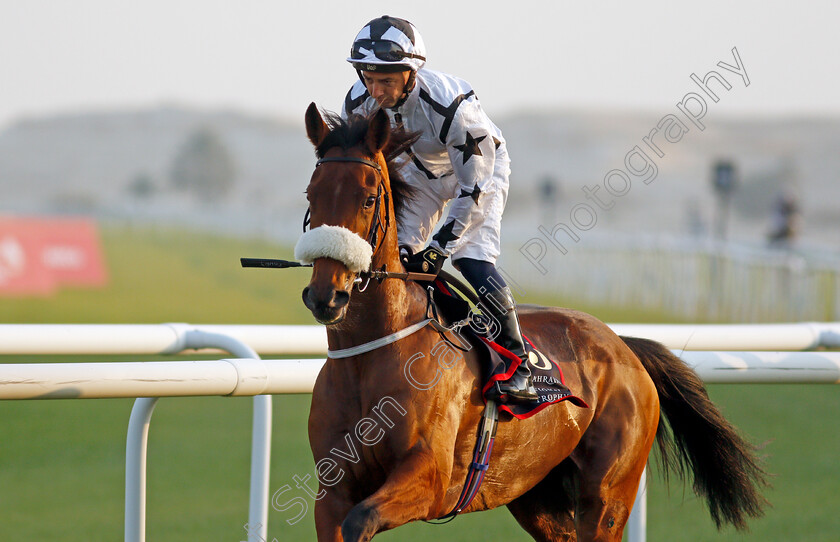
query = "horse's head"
xmin=297 ymin=103 xmax=398 ymax=325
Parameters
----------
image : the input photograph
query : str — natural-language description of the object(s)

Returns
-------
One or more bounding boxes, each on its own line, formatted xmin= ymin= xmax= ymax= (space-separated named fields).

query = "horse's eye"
xmin=364 ymin=195 xmax=377 ymax=209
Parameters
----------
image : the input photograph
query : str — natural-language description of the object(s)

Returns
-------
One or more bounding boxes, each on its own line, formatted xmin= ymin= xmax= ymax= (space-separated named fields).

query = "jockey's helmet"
xmin=347 ymin=16 xmax=426 ymax=74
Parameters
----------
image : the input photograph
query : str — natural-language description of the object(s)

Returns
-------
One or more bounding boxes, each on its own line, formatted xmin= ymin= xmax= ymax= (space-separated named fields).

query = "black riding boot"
xmin=483 ymin=287 xmax=538 ymax=402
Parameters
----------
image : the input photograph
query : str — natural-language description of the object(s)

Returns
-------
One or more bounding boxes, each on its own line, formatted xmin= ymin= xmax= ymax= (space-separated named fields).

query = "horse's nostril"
xmin=333 ymin=289 xmax=350 ymax=309
xmin=303 ymin=285 xmax=350 ymax=315
xmin=302 ymin=287 xmax=316 ymax=310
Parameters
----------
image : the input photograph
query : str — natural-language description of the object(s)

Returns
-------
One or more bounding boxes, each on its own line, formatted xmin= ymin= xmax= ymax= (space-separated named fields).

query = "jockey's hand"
xmin=403 ymin=246 xmax=447 ymax=275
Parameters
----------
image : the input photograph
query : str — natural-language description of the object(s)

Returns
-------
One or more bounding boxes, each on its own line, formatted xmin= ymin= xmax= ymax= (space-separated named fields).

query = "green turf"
xmin=0 ymin=227 xmax=314 ymax=324
xmin=0 ymin=227 xmax=836 ymax=541
xmin=642 ymin=384 xmax=840 ymax=542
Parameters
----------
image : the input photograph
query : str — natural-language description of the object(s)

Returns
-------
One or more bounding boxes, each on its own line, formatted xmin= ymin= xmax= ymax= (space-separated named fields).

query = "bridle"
xmin=304 ymin=155 xmax=390 ymax=261
xmin=290 ymin=153 xmax=472 ymax=359
xmin=288 ymin=152 xmax=440 ymax=287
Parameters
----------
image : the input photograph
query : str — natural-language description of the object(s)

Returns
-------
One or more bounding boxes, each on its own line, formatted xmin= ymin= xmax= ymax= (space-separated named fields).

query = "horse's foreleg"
xmin=340 ymin=449 xmax=440 ymax=542
xmin=315 ymin=492 xmax=354 ymax=542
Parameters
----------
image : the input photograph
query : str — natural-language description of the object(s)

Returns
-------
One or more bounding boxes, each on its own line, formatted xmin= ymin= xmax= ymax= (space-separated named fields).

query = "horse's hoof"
xmin=341 ymin=502 xmax=379 ymax=542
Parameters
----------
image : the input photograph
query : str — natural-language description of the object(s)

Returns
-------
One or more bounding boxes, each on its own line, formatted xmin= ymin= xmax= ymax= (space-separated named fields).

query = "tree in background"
xmin=169 ymin=127 xmax=236 ymax=202
xmin=128 ymin=172 xmax=156 ymax=200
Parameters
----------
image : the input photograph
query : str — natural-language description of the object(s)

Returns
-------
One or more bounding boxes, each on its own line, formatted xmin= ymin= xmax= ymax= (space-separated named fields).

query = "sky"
xmin=2 ymin=1 xmax=839 ymax=130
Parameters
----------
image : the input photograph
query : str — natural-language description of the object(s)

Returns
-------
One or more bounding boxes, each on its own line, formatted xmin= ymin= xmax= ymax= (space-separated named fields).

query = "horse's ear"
xmin=305 ymin=102 xmax=329 ymax=148
xmin=366 ymin=108 xmax=391 ymax=155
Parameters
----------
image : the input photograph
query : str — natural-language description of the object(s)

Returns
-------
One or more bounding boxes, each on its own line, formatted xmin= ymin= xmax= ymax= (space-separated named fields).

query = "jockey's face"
xmin=361 ymin=70 xmax=410 ymax=109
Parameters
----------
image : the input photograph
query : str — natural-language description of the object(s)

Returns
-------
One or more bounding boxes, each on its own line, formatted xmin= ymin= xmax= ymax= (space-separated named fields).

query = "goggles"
xmin=350 ymin=39 xmax=425 ymax=63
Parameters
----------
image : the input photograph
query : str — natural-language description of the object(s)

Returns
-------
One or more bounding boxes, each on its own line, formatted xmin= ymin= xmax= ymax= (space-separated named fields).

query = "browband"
xmin=316 ymin=156 xmax=382 ymax=172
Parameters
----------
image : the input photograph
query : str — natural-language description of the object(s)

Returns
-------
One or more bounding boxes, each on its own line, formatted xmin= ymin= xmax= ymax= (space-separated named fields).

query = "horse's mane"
xmin=315 ymin=111 xmax=418 ymax=221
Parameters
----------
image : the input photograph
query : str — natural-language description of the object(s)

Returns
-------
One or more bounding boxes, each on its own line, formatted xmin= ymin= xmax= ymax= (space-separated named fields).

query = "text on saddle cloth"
xmin=479 ymin=337 xmax=589 ymax=420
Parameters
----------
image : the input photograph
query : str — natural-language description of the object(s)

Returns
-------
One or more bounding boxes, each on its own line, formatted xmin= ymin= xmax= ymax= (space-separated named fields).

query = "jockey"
xmin=341 ymin=15 xmax=537 ymax=402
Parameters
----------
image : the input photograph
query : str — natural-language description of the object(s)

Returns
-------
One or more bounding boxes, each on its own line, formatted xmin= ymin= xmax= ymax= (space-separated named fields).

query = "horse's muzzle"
xmin=302 ymin=285 xmax=351 ymax=325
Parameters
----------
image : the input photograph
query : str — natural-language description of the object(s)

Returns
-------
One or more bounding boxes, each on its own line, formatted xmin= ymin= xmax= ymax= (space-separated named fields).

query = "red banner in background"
xmin=0 ymin=217 xmax=108 ymax=296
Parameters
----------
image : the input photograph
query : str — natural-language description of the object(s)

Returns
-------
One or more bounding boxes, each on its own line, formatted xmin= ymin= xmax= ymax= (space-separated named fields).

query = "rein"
xmin=328 ymin=284 xmax=450 ymax=359
xmin=327 ymin=317 xmax=449 ymax=359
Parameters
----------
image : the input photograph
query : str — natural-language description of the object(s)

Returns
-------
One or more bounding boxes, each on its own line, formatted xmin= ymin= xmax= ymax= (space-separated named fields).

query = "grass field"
xmin=0 ymin=227 xmax=837 ymax=541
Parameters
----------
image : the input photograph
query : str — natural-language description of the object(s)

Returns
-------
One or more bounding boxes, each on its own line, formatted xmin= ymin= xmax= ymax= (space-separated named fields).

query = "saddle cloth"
xmin=432 ymin=279 xmax=588 ymax=419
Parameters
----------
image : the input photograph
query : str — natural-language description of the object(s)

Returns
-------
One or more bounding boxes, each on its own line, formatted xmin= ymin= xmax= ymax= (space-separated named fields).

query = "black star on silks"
xmin=454 ymin=131 xmax=486 ymax=164
xmin=432 ymin=219 xmax=460 ymax=250
xmin=458 ymin=183 xmax=482 ymax=204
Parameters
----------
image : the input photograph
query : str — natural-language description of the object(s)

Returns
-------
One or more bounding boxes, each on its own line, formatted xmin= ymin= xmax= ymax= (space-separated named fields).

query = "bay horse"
xmin=299 ymin=103 xmax=766 ymax=541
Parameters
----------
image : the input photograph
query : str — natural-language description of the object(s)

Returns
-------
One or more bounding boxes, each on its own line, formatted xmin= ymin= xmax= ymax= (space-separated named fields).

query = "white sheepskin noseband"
xmin=294 ymin=225 xmax=373 ymax=273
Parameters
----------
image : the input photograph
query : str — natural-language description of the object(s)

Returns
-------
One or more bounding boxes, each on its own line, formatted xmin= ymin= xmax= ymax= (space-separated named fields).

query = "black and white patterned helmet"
xmin=347 ymin=16 xmax=426 ymax=73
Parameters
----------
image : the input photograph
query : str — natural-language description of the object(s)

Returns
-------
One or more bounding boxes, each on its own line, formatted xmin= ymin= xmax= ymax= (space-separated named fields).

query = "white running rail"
xmin=0 ymin=324 xmax=325 ymax=542
xmin=1 ymin=322 xmax=840 ymax=541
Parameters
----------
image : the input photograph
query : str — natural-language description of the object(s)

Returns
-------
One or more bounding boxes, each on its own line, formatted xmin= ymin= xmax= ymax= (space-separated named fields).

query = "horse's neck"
xmin=326 ymin=244 xmax=427 ymax=350
xmin=323 ymin=244 xmax=468 ymax=425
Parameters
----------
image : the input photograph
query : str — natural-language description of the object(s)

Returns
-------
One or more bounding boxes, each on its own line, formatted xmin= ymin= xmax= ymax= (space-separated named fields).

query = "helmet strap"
xmin=392 ymin=70 xmax=416 ymax=109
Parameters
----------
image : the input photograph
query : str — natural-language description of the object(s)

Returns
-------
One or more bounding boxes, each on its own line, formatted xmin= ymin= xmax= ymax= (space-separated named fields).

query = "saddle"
xmin=419 ymin=274 xmax=591 ymax=523
xmin=429 ymin=274 xmax=588 ymax=419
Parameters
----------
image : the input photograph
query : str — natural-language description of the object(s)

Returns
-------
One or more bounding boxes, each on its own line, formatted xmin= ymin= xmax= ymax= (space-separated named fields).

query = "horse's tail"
xmin=621 ymin=335 xmax=768 ymax=530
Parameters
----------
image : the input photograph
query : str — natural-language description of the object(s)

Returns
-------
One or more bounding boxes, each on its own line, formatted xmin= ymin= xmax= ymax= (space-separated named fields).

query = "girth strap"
xmin=427 ymin=399 xmax=500 ymax=524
